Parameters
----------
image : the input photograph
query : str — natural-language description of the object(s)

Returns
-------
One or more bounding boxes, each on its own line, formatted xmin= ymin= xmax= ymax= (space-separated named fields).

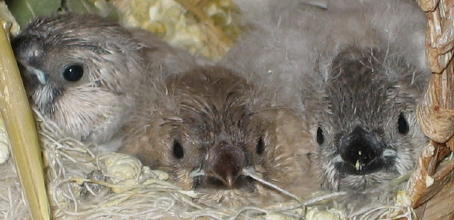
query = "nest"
xmin=0 ymin=0 xmax=452 ymax=219
xmin=0 ymin=111 xmax=419 ymax=219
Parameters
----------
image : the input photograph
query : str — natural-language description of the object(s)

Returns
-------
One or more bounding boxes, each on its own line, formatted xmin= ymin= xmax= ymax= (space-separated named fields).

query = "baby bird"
xmin=120 ymin=66 xmax=269 ymax=189
xmin=299 ymin=0 xmax=429 ymax=192
xmin=119 ymin=66 xmax=317 ymax=205
xmin=224 ymin=0 xmax=429 ymax=192
xmin=12 ymin=14 xmax=196 ymax=150
xmin=306 ymin=47 xmax=428 ymax=191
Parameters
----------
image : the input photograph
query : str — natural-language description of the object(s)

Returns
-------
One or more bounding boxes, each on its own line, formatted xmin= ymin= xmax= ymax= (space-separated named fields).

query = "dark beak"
xmin=338 ymin=126 xmax=385 ymax=174
xmin=205 ymin=142 xmax=246 ymax=188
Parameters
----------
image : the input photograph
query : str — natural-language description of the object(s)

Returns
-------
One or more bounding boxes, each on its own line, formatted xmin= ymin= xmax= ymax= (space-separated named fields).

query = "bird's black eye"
xmin=172 ymin=140 xmax=184 ymax=159
xmin=316 ymin=127 xmax=324 ymax=145
xmin=398 ymin=112 xmax=409 ymax=135
xmin=62 ymin=64 xmax=84 ymax=82
xmin=256 ymin=137 xmax=265 ymax=155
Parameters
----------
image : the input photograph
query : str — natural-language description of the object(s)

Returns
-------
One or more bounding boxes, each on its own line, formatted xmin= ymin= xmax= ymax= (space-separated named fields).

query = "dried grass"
xmin=0 ymin=110 xmax=419 ymax=219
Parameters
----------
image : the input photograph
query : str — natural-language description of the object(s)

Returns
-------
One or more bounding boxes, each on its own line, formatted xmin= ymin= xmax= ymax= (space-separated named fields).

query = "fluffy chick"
xmin=12 ymin=13 xmax=196 ymax=150
xmin=306 ymin=47 xmax=428 ymax=191
xmin=224 ymin=0 xmax=429 ymax=192
xmin=119 ymin=66 xmax=317 ymax=206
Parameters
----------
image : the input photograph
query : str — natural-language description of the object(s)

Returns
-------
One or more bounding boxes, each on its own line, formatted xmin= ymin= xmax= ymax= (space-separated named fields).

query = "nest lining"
xmin=0 ymin=110 xmax=419 ymax=220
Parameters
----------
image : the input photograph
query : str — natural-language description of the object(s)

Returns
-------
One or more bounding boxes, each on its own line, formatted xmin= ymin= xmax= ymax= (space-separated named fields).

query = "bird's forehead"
xmin=23 ymin=44 xmax=43 ymax=59
xmin=180 ymin=112 xmax=254 ymax=145
xmin=322 ymin=86 xmax=398 ymax=132
xmin=22 ymin=30 xmax=107 ymax=54
xmin=12 ymin=34 xmax=45 ymax=62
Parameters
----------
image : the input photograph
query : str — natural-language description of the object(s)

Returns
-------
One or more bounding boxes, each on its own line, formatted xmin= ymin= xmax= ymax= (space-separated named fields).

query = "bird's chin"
xmin=195 ymin=186 xmax=257 ymax=207
xmin=334 ymin=157 xmax=394 ymax=176
xmin=33 ymin=84 xmax=63 ymax=116
xmin=326 ymin=156 xmax=400 ymax=191
xmin=192 ymin=175 xmax=256 ymax=193
xmin=336 ymin=170 xmax=400 ymax=191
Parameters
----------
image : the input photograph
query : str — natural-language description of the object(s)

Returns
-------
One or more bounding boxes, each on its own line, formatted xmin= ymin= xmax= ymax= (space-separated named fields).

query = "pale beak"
xmin=224 ymin=173 xmax=237 ymax=188
xmin=30 ymin=67 xmax=48 ymax=85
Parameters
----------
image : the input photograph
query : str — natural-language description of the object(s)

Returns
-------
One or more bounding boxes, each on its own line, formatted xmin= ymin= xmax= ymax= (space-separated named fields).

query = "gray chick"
xmin=12 ymin=14 xmax=197 ymax=151
xmin=300 ymin=0 xmax=430 ymax=192
xmin=224 ymin=0 xmax=429 ymax=192
xmin=307 ymin=47 xmax=428 ymax=191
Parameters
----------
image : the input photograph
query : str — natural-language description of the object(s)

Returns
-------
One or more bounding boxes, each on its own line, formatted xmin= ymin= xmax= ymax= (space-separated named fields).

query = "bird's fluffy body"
xmin=119 ymin=66 xmax=317 ymax=206
xmin=224 ymin=0 xmax=429 ymax=192
xmin=13 ymin=14 xmax=197 ymax=151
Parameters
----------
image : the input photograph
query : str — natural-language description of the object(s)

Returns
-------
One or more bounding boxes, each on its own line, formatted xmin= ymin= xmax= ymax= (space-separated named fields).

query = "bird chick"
xmin=119 ymin=66 xmax=317 ymax=206
xmin=121 ymin=66 xmax=268 ymax=190
xmin=306 ymin=47 xmax=428 ymax=191
xmin=298 ymin=0 xmax=430 ymax=192
xmin=12 ymin=14 xmax=196 ymax=150
xmin=224 ymin=0 xmax=429 ymax=192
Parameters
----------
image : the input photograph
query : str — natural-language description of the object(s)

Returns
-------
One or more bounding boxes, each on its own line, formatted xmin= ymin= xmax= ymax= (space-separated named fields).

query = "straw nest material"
xmin=111 ymin=0 xmax=243 ymax=60
xmin=0 ymin=110 xmax=420 ymax=220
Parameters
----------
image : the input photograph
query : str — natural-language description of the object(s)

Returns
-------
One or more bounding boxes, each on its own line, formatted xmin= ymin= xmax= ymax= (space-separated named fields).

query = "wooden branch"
xmin=0 ymin=21 xmax=51 ymax=220
xmin=411 ymin=159 xmax=454 ymax=207
xmin=412 ymin=0 xmax=454 ymax=216
xmin=421 ymin=177 xmax=454 ymax=220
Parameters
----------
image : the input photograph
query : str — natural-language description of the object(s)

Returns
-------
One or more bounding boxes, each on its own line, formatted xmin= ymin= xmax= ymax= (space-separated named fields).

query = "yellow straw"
xmin=0 ymin=20 xmax=51 ymax=220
